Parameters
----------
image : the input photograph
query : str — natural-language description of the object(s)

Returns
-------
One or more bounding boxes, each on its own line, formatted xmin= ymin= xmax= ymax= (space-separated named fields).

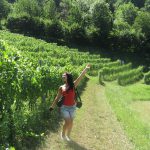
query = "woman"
xmin=49 ymin=64 xmax=90 ymax=141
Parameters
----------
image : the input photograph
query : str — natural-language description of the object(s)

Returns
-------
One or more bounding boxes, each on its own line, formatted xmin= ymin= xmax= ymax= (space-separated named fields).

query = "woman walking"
xmin=49 ymin=64 xmax=90 ymax=141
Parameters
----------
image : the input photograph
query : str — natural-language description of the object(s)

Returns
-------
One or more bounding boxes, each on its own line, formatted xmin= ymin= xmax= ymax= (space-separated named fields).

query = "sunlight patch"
xmin=130 ymin=101 xmax=150 ymax=126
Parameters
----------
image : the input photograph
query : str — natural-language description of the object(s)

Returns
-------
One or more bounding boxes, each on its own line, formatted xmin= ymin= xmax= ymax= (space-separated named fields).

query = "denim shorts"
xmin=60 ymin=104 xmax=76 ymax=119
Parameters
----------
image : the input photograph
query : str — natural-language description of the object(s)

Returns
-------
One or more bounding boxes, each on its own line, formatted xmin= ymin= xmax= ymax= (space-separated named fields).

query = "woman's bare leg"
xmin=67 ymin=119 xmax=73 ymax=137
xmin=62 ymin=118 xmax=70 ymax=136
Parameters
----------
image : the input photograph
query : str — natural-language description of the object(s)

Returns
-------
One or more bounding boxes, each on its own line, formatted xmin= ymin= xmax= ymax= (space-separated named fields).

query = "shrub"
xmin=0 ymin=23 xmax=2 ymax=30
xmin=69 ymin=23 xmax=86 ymax=44
xmin=0 ymin=0 xmax=10 ymax=20
xmin=45 ymin=20 xmax=64 ymax=42
xmin=144 ymin=71 xmax=150 ymax=84
xmin=7 ymin=14 xmax=45 ymax=38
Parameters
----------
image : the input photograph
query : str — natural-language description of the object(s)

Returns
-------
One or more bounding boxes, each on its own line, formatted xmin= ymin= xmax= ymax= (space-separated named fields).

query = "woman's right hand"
xmin=49 ymin=86 xmax=62 ymax=112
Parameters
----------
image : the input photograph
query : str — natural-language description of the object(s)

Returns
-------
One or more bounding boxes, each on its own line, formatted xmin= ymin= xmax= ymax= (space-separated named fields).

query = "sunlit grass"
xmin=105 ymin=82 xmax=150 ymax=150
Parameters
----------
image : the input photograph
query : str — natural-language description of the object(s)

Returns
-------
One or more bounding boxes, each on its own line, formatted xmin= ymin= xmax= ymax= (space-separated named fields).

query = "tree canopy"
xmin=0 ymin=0 xmax=149 ymax=57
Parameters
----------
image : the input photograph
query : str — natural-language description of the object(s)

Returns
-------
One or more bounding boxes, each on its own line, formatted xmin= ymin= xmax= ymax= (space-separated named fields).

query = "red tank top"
xmin=61 ymin=88 xmax=76 ymax=106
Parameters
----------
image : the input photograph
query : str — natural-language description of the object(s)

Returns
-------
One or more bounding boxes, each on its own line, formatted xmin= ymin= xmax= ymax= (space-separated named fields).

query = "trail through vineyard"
xmin=37 ymin=78 xmax=135 ymax=150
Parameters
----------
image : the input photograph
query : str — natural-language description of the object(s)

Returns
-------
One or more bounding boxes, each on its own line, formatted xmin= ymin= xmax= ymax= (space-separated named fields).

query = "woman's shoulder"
xmin=59 ymin=84 xmax=65 ymax=90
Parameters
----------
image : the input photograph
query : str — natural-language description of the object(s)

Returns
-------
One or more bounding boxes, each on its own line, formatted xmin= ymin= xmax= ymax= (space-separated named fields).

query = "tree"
xmin=114 ymin=0 xmax=130 ymax=8
xmin=59 ymin=0 xmax=72 ymax=20
xmin=90 ymin=1 xmax=112 ymax=38
xmin=131 ymin=0 xmax=145 ymax=8
xmin=67 ymin=6 xmax=83 ymax=25
xmin=115 ymin=0 xmax=145 ymax=8
xmin=42 ymin=0 xmax=56 ymax=19
xmin=54 ymin=0 xmax=61 ymax=7
xmin=111 ymin=3 xmax=143 ymax=51
xmin=114 ymin=2 xmax=138 ymax=25
xmin=0 ymin=0 xmax=10 ymax=20
xmin=111 ymin=19 xmax=143 ymax=51
xmin=133 ymin=11 xmax=150 ymax=39
xmin=59 ymin=0 xmax=83 ymax=25
xmin=13 ymin=0 xmax=41 ymax=17
xmin=144 ymin=0 xmax=150 ymax=12
xmin=105 ymin=0 xmax=117 ymax=12
xmin=133 ymin=11 xmax=150 ymax=57
xmin=7 ymin=0 xmax=16 ymax=3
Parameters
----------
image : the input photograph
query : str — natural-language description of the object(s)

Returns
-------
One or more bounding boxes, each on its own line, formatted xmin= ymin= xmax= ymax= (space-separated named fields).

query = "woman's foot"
xmin=65 ymin=135 xmax=71 ymax=141
xmin=60 ymin=132 xmax=66 ymax=140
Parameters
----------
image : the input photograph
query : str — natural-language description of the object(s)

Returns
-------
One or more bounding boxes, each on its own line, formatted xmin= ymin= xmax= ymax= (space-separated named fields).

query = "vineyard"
xmin=0 ymin=30 xmax=104 ymax=149
xmin=0 ymin=30 xmax=150 ymax=150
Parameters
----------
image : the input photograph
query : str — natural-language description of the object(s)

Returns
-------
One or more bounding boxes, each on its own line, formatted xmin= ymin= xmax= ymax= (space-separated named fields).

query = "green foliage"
xmin=115 ymin=0 xmax=145 ymax=8
xmin=7 ymin=14 xmax=45 ymax=37
xmin=144 ymin=0 xmax=150 ymax=11
xmin=7 ymin=0 xmax=16 ymax=3
xmin=90 ymin=0 xmax=112 ymax=38
xmin=102 ymin=59 xmax=121 ymax=68
xmin=6 ymin=14 xmax=65 ymax=42
xmin=111 ymin=20 xmax=143 ymax=51
xmin=114 ymin=0 xmax=130 ymax=8
xmin=99 ymin=63 xmax=132 ymax=81
xmin=112 ymin=20 xmax=136 ymax=38
xmin=54 ymin=0 xmax=61 ymax=7
xmin=45 ymin=20 xmax=64 ymax=42
xmin=59 ymin=0 xmax=72 ymax=20
xmin=0 ymin=0 xmax=10 ymax=20
xmin=114 ymin=2 xmax=138 ymax=25
xmin=59 ymin=0 xmax=84 ymax=26
xmin=0 ymin=30 xmax=102 ymax=148
xmin=85 ymin=25 xmax=100 ymax=43
xmin=0 ymin=23 xmax=2 ymax=29
xmin=111 ymin=3 xmax=144 ymax=51
xmin=131 ymin=0 xmax=145 ymax=8
xmin=98 ymin=59 xmax=145 ymax=86
xmin=0 ymin=0 xmax=150 ymax=60
xmin=13 ymin=0 xmax=41 ymax=17
xmin=118 ymin=66 xmax=144 ymax=85
xmin=144 ymin=71 xmax=150 ymax=84
xmin=133 ymin=11 xmax=150 ymax=38
xmin=69 ymin=23 xmax=86 ymax=44
xmin=67 ymin=6 xmax=82 ymax=24
xmin=42 ymin=0 xmax=56 ymax=19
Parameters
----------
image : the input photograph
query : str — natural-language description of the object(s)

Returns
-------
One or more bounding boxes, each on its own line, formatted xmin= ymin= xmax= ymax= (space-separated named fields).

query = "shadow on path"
xmin=67 ymin=140 xmax=88 ymax=150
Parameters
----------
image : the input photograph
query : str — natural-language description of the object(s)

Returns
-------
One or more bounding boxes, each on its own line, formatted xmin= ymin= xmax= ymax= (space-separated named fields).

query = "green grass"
xmin=105 ymin=82 xmax=150 ymax=150
xmin=125 ymin=83 xmax=150 ymax=100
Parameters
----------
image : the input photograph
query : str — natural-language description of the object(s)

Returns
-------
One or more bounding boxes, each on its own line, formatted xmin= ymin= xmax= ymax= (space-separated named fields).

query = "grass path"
xmin=37 ymin=78 xmax=135 ymax=150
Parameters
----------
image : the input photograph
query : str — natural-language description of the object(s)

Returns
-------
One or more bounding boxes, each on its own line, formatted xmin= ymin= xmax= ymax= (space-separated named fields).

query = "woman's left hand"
xmin=86 ymin=64 xmax=91 ymax=69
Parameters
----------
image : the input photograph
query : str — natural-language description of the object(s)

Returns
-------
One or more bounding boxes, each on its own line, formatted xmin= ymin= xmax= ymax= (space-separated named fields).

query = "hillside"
xmin=0 ymin=31 xmax=150 ymax=150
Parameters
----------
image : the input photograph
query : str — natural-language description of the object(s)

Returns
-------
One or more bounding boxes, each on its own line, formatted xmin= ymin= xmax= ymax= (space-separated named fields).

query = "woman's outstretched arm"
xmin=74 ymin=64 xmax=90 ymax=88
xmin=49 ymin=86 xmax=62 ymax=110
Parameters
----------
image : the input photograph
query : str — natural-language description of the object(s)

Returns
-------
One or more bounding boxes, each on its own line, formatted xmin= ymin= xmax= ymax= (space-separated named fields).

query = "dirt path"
xmin=37 ymin=78 xmax=135 ymax=150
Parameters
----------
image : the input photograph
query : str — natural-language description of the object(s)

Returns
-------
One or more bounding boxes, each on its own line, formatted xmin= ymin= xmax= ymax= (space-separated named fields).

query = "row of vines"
xmin=0 ymin=31 xmax=103 ymax=149
xmin=98 ymin=60 xmax=150 ymax=85
xmin=0 ymin=30 xmax=149 ymax=149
